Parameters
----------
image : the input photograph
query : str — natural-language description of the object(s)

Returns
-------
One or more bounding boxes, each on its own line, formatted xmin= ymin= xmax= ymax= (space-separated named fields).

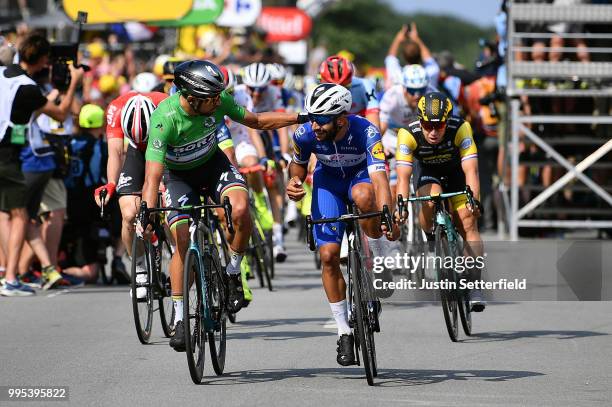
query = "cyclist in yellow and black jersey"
xmin=395 ymin=92 xmax=485 ymax=312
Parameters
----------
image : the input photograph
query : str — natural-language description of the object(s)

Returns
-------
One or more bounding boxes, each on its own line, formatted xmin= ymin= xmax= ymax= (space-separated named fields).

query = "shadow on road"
xmin=233 ymin=317 xmax=329 ymax=328
xmin=464 ymin=330 xmax=609 ymax=342
xmin=201 ymin=367 xmax=543 ymax=387
xmin=227 ymin=330 xmax=334 ymax=341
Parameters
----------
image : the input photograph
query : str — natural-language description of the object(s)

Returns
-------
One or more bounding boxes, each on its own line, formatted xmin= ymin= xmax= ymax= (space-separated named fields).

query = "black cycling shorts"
xmin=412 ymin=161 xmax=468 ymax=211
xmin=163 ymin=149 xmax=247 ymax=228
xmin=116 ymin=145 xmax=145 ymax=196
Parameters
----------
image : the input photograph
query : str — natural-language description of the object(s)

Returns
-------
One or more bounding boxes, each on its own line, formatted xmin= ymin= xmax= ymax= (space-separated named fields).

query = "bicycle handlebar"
xmin=305 ymin=205 xmax=393 ymax=252
xmin=138 ymin=195 xmax=235 ymax=235
xmin=397 ymin=186 xmax=476 ymax=217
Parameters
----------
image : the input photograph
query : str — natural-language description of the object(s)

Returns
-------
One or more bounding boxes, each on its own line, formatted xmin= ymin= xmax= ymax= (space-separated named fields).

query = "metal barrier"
xmin=504 ymin=1 xmax=612 ymax=240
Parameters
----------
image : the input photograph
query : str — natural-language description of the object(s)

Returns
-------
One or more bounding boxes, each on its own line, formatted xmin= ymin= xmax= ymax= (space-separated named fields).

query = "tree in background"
xmin=311 ymin=0 xmax=494 ymax=70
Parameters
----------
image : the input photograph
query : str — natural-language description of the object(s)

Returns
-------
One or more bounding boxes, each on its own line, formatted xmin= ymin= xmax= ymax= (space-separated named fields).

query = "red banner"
xmin=257 ymin=7 xmax=312 ymax=43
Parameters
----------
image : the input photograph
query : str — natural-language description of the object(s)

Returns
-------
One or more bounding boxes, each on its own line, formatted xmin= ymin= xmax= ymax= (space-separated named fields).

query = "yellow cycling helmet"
xmin=417 ymin=91 xmax=453 ymax=122
xmin=87 ymin=42 xmax=106 ymax=59
xmin=79 ymin=104 xmax=105 ymax=129
xmin=98 ymin=74 xmax=118 ymax=94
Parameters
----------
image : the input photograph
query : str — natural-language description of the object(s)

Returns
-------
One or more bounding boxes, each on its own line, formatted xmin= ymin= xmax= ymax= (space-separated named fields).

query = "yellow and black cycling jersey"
xmin=395 ymin=115 xmax=478 ymax=168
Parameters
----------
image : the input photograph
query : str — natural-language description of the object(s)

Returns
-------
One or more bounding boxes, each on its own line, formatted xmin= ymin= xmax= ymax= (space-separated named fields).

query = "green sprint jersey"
xmin=146 ymin=91 xmax=245 ymax=170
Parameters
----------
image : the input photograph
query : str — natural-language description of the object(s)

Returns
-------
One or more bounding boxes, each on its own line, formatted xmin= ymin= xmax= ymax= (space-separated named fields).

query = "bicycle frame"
xmin=139 ymin=197 xmax=234 ymax=333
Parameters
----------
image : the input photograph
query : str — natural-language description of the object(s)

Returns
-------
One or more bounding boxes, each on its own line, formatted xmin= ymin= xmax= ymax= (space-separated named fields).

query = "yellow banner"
xmin=63 ymin=0 xmax=193 ymax=24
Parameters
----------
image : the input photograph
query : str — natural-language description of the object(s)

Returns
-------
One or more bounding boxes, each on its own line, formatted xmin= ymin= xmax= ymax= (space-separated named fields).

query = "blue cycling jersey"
xmin=349 ymin=76 xmax=379 ymax=117
xmin=292 ymin=115 xmax=386 ymax=179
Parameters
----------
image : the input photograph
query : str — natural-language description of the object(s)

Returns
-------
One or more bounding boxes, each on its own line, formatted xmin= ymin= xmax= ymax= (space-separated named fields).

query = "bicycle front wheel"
xmin=435 ymin=228 xmax=459 ymax=342
xmin=130 ymin=235 xmax=154 ymax=344
xmin=206 ymin=250 xmax=227 ymax=375
xmin=350 ymin=250 xmax=376 ymax=386
xmin=183 ymin=248 xmax=206 ymax=384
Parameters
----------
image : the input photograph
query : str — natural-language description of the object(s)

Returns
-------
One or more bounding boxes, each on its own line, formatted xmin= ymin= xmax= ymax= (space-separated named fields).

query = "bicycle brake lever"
xmin=100 ymin=189 xmax=107 ymax=219
xmin=223 ymin=196 xmax=235 ymax=234
xmin=397 ymin=194 xmax=405 ymax=221
xmin=306 ymin=215 xmax=315 ymax=252
xmin=381 ymin=205 xmax=393 ymax=232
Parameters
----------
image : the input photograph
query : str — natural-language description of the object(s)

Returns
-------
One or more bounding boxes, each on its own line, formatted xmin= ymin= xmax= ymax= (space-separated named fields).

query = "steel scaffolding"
xmin=505 ymin=1 xmax=612 ymax=240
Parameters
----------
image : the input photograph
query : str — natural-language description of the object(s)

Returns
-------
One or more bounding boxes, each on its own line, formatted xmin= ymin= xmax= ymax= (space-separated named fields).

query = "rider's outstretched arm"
xmin=239 ymin=110 xmax=300 ymax=131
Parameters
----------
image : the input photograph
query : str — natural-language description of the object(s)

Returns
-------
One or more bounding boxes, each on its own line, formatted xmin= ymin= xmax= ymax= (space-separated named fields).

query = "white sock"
xmin=226 ymin=249 xmax=243 ymax=275
xmin=173 ymin=298 xmax=183 ymax=322
xmin=330 ymin=299 xmax=351 ymax=336
xmin=272 ymin=223 xmax=283 ymax=246
xmin=367 ymin=236 xmax=388 ymax=259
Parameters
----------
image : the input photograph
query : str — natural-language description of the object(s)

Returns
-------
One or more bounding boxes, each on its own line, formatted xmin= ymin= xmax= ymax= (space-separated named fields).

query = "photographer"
xmin=0 ymin=32 xmax=83 ymax=296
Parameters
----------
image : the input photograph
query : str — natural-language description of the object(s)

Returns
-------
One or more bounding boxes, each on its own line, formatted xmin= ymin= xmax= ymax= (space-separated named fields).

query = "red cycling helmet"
xmin=319 ymin=55 xmax=354 ymax=86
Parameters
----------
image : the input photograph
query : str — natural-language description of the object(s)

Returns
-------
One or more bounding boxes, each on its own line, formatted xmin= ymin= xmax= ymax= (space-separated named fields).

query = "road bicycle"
xmin=306 ymin=205 xmax=393 ymax=386
xmin=139 ymin=197 xmax=234 ymax=383
xmin=128 ymin=192 xmax=174 ymax=344
xmin=398 ymin=187 xmax=476 ymax=342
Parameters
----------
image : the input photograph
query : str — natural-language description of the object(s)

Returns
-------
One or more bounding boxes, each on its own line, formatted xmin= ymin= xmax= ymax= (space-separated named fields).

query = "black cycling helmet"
xmin=173 ymin=60 xmax=226 ymax=98
xmin=417 ymin=91 xmax=453 ymax=122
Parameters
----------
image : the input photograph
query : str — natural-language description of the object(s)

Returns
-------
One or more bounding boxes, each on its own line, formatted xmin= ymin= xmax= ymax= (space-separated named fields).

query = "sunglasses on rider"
xmin=420 ymin=120 xmax=446 ymax=131
xmin=308 ymin=113 xmax=339 ymax=126
xmin=406 ymin=86 xmax=427 ymax=96
xmin=247 ymin=85 xmax=267 ymax=94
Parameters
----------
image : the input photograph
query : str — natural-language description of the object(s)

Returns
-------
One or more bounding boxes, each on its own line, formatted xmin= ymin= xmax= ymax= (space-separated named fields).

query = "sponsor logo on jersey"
xmin=203 ymin=116 xmax=216 ymax=128
xmin=399 ymin=144 xmax=410 ymax=155
xmin=172 ymin=136 xmax=215 ymax=156
xmin=152 ymin=139 xmax=164 ymax=149
xmin=295 ymin=125 xmax=306 ymax=138
xmin=460 ymin=138 xmax=472 ymax=150
xmin=107 ymin=105 xmax=117 ymax=125
xmin=366 ymin=126 xmax=378 ymax=139
xmin=117 ymin=173 xmax=132 ymax=189
xmin=369 ymin=141 xmax=385 ymax=160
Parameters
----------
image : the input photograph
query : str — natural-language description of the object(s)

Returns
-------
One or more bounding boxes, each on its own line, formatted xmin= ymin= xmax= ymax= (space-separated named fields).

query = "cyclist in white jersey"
xmin=241 ymin=62 xmax=289 ymax=262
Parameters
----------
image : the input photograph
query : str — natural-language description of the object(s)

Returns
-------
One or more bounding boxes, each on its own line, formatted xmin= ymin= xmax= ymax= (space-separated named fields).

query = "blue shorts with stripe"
xmin=311 ymin=167 xmax=371 ymax=248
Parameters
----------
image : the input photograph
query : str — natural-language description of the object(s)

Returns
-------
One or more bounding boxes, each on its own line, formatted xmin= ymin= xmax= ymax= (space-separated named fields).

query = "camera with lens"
xmin=49 ymin=11 xmax=89 ymax=90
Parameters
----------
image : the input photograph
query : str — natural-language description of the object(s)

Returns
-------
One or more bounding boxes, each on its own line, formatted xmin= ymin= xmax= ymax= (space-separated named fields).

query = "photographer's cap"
xmin=79 ymin=104 xmax=104 ymax=129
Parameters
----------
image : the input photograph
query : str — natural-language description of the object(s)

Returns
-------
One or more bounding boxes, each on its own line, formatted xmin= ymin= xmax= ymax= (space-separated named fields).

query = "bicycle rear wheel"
xmin=435 ymin=228 xmax=459 ymax=342
xmin=183 ymin=248 xmax=206 ymax=384
xmin=206 ymin=246 xmax=227 ymax=375
xmin=157 ymin=237 xmax=174 ymax=338
xmin=350 ymin=250 xmax=375 ymax=386
xmin=251 ymin=226 xmax=273 ymax=291
xmin=130 ymin=235 xmax=154 ymax=344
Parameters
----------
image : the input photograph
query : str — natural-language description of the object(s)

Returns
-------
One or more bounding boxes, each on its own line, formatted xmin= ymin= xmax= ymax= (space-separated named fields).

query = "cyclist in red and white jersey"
xmin=93 ymin=91 xmax=166 ymax=297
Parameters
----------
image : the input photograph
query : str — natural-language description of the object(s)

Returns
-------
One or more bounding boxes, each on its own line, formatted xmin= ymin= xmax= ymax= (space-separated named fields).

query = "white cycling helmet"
xmin=242 ymin=62 xmax=271 ymax=87
xmin=267 ymin=63 xmax=286 ymax=81
xmin=305 ymin=83 xmax=352 ymax=115
xmin=131 ymin=72 xmax=158 ymax=93
xmin=402 ymin=64 xmax=428 ymax=89
xmin=121 ymin=94 xmax=156 ymax=147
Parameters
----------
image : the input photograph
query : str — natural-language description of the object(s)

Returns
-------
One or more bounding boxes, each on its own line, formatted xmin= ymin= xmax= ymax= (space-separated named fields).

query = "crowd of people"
xmin=0 ymin=0 xmax=609 ymax=303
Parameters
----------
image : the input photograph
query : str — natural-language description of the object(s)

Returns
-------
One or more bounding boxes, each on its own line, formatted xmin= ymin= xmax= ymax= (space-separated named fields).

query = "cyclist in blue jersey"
xmin=319 ymin=55 xmax=380 ymax=129
xmin=286 ymin=83 xmax=397 ymax=367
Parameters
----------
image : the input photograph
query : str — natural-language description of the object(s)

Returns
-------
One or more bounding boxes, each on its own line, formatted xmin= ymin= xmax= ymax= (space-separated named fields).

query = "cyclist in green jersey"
xmin=140 ymin=60 xmax=306 ymax=352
